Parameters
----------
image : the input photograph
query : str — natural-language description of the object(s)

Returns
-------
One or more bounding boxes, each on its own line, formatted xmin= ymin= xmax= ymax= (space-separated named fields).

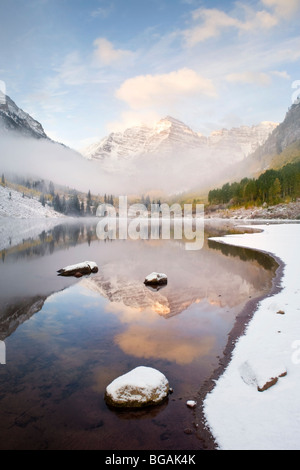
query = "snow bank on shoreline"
xmin=204 ymin=222 xmax=300 ymax=450
xmin=206 ymin=200 xmax=300 ymax=220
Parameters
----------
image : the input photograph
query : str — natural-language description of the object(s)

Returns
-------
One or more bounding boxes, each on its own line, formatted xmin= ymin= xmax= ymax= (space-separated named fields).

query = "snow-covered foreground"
xmin=204 ymin=223 xmax=300 ymax=450
xmin=0 ymin=184 xmax=63 ymax=218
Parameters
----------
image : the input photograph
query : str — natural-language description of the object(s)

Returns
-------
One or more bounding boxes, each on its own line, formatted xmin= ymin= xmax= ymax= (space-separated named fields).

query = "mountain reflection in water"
xmin=0 ymin=220 xmax=278 ymax=450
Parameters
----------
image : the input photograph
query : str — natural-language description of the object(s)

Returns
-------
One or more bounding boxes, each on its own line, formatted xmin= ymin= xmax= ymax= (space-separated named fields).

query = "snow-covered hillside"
xmin=0 ymin=185 xmax=64 ymax=219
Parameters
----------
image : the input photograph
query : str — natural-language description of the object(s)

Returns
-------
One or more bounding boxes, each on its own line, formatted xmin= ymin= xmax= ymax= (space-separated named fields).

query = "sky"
xmin=1 ymin=0 xmax=300 ymax=150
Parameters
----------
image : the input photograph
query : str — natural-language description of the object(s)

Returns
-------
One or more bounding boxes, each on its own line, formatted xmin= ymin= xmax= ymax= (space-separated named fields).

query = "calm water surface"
xmin=0 ymin=220 xmax=278 ymax=450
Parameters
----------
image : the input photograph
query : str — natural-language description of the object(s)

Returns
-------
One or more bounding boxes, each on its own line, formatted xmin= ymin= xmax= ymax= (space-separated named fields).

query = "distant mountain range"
xmin=81 ymin=115 xmax=280 ymax=193
xmin=1 ymin=91 xmax=299 ymax=196
xmin=82 ymin=116 xmax=278 ymax=169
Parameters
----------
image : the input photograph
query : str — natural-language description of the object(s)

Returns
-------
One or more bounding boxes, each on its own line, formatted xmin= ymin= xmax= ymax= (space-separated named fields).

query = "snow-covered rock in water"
xmin=186 ymin=400 xmax=197 ymax=408
xmin=144 ymin=272 xmax=168 ymax=286
xmin=105 ymin=366 xmax=169 ymax=408
xmin=57 ymin=261 xmax=98 ymax=277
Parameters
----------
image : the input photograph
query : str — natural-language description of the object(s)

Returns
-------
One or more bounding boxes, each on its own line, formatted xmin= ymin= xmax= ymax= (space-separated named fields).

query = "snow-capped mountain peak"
xmin=0 ymin=94 xmax=48 ymax=139
xmin=82 ymin=116 xmax=278 ymax=165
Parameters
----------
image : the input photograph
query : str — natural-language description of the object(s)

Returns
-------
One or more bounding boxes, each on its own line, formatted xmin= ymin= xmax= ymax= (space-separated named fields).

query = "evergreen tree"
xmin=208 ymin=161 xmax=300 ymax=207
xmin=86 ymin=190 xmax=92 ymax=215
xmin=49 ymin=181 xmax=55 ymax=196
xmin=270 ymin=178 xmax=282 ymax=204
xmin=61 ymin=196 xmax=67 ymax=214
xmin=53 ymin=193 xmax=62 ymax=212
xmin=87 ymin=190 xmax=91 ymax=205
xmin=85 ymin=202 xmax=91 ymax=216
xmin=39 ymin=194 xmax=46 ymax=207
xmin=67 ymin=194 xmax=81 ymax=215
xmin=80 ymin=201 xmax=85 ymax=214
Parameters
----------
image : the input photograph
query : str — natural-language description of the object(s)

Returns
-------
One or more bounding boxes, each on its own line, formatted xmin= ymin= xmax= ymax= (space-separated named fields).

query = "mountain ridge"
xmin=82 ymin=116 xmax=278 ymax=166
xmin=0 ymin=94 xmax=48 ymax=140
xmin=236 ymin=101 xmax=300 ymax=178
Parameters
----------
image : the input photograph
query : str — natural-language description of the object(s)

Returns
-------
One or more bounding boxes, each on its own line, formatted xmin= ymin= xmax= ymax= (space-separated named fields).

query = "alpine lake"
xmin=0 ymin=218 xmax=279 ymax=450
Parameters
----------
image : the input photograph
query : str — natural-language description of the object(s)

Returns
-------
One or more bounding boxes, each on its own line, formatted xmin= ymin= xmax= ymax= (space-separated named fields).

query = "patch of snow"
xmin=60 ymin=261 xmax=97 ymax=272
xmin=57 ymin=261 xmax=98 ymax=276
xmin=204 ymin=223 xmax=300 ymax=450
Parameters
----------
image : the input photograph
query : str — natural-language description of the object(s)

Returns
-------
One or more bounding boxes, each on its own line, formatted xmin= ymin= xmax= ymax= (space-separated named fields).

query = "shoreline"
xmin=194 ymin=235 xmax=285 ymax=449
xmin=205 ymin=199 xmax=300 ymax=221
xmin=198 ymin=222 xmax=300 ymax=450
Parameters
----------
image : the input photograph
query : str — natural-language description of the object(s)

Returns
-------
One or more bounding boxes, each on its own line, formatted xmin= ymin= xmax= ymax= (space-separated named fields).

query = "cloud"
xmin=55 ymin=51 xmax=90 ymax=86
xmin=115 ymin=68 xmax=217 ymax=111
xmin=93 ymin=37 xmax=134 ymax=66
xmin=184 ymin=8 xmax=241 ymax=46
xmin=226 ymin=71 xmax=272 ymax=86
xmin=183 ymin=0 xmax=300 ymax=47
xmin=261 ymin=0 xmax=300 ymax=19
xmin=91 ymin=5 xmax=114 ymax=18
xmin=114 ymin=324 xmax=215 ymax=365
xmin=226 ymin=69 xmax=291 ymax=88
xmin=106 ymin=110 xmax=161 ymax=133
xmin=271 ymin=70 xmax=291 ymax=79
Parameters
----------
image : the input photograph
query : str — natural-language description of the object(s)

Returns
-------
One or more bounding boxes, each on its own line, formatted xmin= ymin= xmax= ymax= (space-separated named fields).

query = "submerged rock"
xmin=57 ymin=261 xmax=98 ymax=277
xmin=144 ymin=272 xmax=168 ymax=286
xmin=105 ymin=366 xmax=169 ymax=408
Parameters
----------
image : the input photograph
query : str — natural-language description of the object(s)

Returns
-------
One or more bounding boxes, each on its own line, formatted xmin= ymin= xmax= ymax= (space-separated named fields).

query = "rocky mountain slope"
xmin=0 ymin=93 xmax=48 ymax=139
xmin=238 ymin=101 xmax=300 ymax=177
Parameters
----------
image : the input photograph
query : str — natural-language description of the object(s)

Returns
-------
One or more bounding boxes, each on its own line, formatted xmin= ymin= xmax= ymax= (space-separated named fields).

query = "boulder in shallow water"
xmin=186 ymin=400 xmax=197 ymax=409
xmin=105 ymin=366 xmax=169 ymax=408
xmin=144 ymin=272 xmax=168 ymax=286
xmin=57 ymin=261 xmax=98 ymax=277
